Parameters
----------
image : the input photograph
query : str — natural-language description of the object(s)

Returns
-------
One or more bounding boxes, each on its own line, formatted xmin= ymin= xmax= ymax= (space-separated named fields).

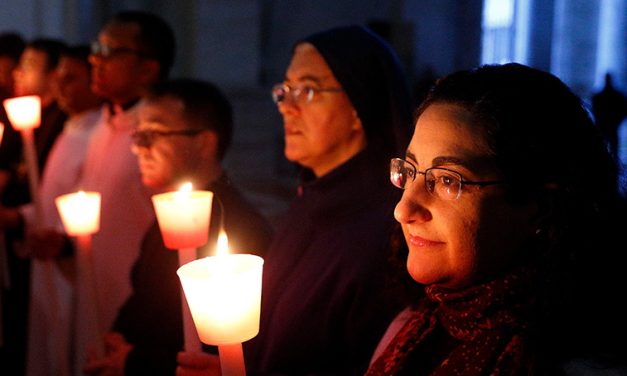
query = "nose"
xmin=276 ymin=97 xmax=299 ymax=116
xmin=130 ymin=143 xmax=147 ymax=156
xmin=394 ymin=183 xmax=432 ymax=225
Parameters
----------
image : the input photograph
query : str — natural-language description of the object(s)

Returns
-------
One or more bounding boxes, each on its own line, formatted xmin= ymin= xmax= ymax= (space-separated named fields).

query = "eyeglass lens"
xmin=390 ymin=158 xmax=463 ymax=200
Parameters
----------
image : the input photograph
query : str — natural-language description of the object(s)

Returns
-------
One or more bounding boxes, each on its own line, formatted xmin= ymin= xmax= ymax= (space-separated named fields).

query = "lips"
xmin=407 ymin=234 xmax=442 ymax=247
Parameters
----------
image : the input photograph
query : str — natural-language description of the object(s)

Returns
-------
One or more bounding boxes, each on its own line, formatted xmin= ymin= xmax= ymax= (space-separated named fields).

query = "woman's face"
xmin=394 ymin=103 xmax=537 ymax=290
xmin=277 ymin=42 xmax=366 ymax=177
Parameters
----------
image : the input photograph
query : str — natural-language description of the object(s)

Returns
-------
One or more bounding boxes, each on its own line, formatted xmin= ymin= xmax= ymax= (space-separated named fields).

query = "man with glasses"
xmin=73 ymin=10 xmax=175 ymax=374
xmin=84 ymin=78 xmax=273 ymax=375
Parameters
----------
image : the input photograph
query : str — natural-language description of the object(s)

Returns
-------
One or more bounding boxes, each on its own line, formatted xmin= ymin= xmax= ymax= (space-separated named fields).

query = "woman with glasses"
xmin=248 ymin=25 xmax=414 ymax=375
xmin=178 ymin=25 xmax=413 ymax=375
xmin=367 ymin=63 xmax=627 ymax=374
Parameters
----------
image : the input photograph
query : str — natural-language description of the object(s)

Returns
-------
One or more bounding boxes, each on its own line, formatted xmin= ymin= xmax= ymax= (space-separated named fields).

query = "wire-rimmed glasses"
xmin=390 ymin=158 xmax=504 ymax=200
xmin=271 ymin=83 xmax=343 ymax=105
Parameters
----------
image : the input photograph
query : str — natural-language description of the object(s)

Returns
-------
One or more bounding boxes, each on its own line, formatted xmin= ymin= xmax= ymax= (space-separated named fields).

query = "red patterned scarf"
xmin=366 ymin=267 xmax=537 ymax=375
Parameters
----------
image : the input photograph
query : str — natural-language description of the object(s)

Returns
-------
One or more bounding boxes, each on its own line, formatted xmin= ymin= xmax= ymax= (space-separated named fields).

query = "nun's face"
xmin=277 ymin=43 xmax=367 ymax=177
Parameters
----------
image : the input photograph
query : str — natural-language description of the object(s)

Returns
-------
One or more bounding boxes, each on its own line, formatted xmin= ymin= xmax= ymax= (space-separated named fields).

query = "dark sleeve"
xmin=124 ymin=347 xmax=177 ymax=376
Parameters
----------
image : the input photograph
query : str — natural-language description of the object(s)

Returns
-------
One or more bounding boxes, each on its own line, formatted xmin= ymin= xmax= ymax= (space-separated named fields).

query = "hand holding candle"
xmin=178 ymin=232 xmax=264 ymax=376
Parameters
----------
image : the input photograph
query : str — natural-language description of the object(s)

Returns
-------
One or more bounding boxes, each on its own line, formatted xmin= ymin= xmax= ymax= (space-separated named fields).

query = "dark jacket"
xmin=113 ymin=174 xmax=273 ymax=375
xmin=245 ymin=149 xmax=404 ymax=375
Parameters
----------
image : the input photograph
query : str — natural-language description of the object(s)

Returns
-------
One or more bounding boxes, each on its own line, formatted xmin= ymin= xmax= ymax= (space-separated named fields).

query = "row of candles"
xmin=3 ymin=95 xmax=262 ymax=375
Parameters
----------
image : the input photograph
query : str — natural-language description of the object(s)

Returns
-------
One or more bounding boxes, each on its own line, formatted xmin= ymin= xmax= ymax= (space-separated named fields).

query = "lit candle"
xmin=152 ymin=182 xmax=214 ymax=352
xmin=3 ymin=96 xmax=42 ymax=221
xmin=55 ymin=190 xmax=104 ymax=356
xmin=3 ymin=95 xmax=41 ymax=130
xmin=0 ymin=122 xmax=5 ymax=145
xmin=151 ymin=182 xmax=214 ymax=249
xmin=55 ymin=191 xmax=101 ymax=236
xmin=177 ymin=232 xmax=264 ymax=376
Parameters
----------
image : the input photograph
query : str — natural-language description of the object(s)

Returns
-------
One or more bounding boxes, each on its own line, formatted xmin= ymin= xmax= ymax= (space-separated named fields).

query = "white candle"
xmin=3 ymin=95 xmax=41 ymax=130
xmin=54 ymin=190 xmax=104 ymax=356
xmin=152 ymin=182 xmax=213 ymax=249
xmin=55 ymin=191 xmax=101 ymax=236
xmin=177 ymin=233 xmax=264 ymax=344
xmin=3 ymin=95 xmax=42 ymax=222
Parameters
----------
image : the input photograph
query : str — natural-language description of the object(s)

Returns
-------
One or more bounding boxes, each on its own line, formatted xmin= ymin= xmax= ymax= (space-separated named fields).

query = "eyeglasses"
xmin=131 ymin=129 xmax=206 ymax=148
xmin=390 ymin=158 xmax=505 ymax=200
xmin=90 ymin=41 xmax=143 ymax=59
xmin=271 ymin=83 xmax=343 ymax=105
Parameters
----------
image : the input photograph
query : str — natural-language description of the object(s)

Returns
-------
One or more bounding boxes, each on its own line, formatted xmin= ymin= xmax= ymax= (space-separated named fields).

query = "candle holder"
xmin=178 ymin=253 xmax=264 ymax=376
xmin=152 ymin=183 xmax=213 ymax=352
xmin=55 ymin=191 xmax=104 ymax=356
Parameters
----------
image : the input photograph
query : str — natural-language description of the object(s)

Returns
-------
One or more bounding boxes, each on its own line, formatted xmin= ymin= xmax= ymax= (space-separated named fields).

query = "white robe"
xmin=23 ymin=108 xmax=101 ymax=376
xmin=72 ymin=103 xmax=154 ymax=375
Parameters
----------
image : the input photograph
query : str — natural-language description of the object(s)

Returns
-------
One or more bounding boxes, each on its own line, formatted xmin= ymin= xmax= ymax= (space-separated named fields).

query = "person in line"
xmin=178 ymin=24 xmax=414 ymax=375
xmin=12 ymin=45 xmax=102 ymax=376
xmin=0 ymin=37 xmax=67 ymax=376
xmin=0 ymin=30 xmax=24 ymax=372
xmin=83 ymin=78 xmax=273 ymax=376
xmin=367 ymin=63 xmax=627 ymax=374
xmin=72 ymin=11 xmax=175 ymax=374
xmin=0 ymin=32 xmax=25 ymax=100
xmin=591 ymin=72 xmax=626 ymax=163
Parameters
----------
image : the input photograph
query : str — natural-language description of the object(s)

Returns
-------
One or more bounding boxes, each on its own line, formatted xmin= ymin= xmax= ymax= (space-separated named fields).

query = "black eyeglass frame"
xmin=131 ymin=128 xmax=207 ymax=148
xmin=390 ymin=157 xmax=505 ymax=200
xmin=271 ymin=83 xmax=343 ymax=104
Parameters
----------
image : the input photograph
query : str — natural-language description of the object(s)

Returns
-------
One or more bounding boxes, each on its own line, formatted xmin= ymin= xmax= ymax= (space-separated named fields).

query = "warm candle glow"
xmin=55 ymin=191 xmax=101 ymax=236
xmin=175 ymin=182 xmax=193 ymax=198
xmin=216 ymin=230 xmax=229 ymax=256
xmin=3 ymin=95 xmax=41 ymax=130
xmin=177 ymin=254 xmax=264 ymax=345
xmin=152 ymin=184 xmax=213 ymax=249
xmin=0 ymin=122 xmax=4 ymax=145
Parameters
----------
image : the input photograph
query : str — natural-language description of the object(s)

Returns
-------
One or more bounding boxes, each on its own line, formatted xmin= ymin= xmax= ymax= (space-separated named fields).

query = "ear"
xmin=197 ymin=130 xmax=220 ymax=159
xmin=139 ymin=59 xmax=161 ymax=86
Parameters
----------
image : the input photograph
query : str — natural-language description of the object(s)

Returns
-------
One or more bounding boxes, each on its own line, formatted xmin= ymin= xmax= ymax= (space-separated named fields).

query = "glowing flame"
xmin=174 ymin=182 xmax=193 ymax=200
xmin=217 ymin=230 xmax=229 ymax=256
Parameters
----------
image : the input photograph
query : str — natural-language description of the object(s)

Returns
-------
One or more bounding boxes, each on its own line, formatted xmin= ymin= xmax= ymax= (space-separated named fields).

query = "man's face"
xmin=56 ymin=56 xmax=100 ymax=115
xmin=0 ymin=56 xmax=18 ymax=96
xmin=88 ymin=22 xmax=147 ymax=104
xmin=13 ymin=47 xmax=53 ymax=97
xmin=132 ymin=95 xmax=210 ymax=190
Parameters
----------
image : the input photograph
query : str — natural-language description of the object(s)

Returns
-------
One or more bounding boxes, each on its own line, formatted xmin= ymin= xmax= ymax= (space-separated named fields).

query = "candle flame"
xmin=174 ymin=182 xmax=193 ymax=200
xmin=216 ymin=230 xmax=229 ymax=256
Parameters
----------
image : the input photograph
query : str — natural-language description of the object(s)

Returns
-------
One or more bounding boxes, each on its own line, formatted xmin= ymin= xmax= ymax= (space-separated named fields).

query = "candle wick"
xmin=215 ymin=195 xmax=226 ymax=235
